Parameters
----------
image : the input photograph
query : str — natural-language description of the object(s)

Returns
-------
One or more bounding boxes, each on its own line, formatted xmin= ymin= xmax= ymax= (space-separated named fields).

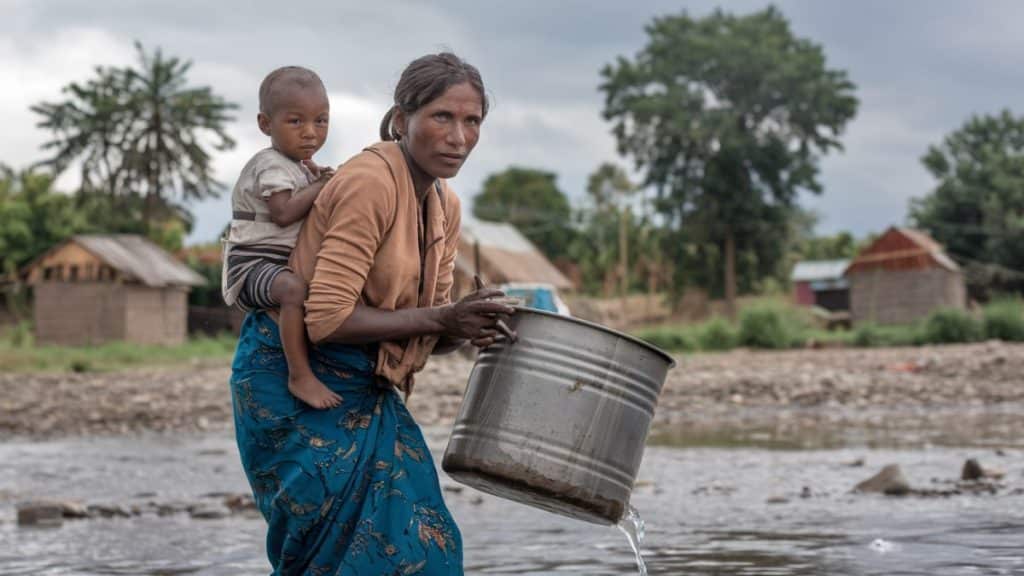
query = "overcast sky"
xmin=3 ymin=0 xmax=1023 ymax=244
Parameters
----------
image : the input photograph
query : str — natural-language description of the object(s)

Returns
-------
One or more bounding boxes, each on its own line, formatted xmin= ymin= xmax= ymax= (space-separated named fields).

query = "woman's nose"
xmin=447 ymin=124 xmax=466 ymax=147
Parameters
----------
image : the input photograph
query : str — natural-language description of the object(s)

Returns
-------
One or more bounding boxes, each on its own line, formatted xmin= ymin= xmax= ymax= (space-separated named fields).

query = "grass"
xmin=0 ymin=324 xmax=237 ymax=373
xmin=633 ymin=296 xmax=1024 ymax=353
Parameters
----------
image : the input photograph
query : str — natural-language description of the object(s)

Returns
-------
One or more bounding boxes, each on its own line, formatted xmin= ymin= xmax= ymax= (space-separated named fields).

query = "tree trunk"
xmin=724 ymin=228 xmax=737 ymax=320
xmin=619 ymin=205 xmax=630 ymax=297
xmin=142 ymin=191 xmax=156 ymax=234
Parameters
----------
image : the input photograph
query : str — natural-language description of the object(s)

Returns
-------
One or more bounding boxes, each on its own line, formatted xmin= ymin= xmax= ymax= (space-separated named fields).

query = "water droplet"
xmin=869 ymin=538 xmax=898 ymax=553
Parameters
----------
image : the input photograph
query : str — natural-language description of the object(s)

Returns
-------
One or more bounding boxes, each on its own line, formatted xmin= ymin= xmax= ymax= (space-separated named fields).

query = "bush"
xmin=635 ymin=326 xmax=696 ymax=352
xmin=698 ymin=317 xmax=737 ymax=351
xmin=983 ymin=299 xmax=1024 ymax=342
xmin=738 ymin=304 xmax=803 ymax=349
xmin=921 ymin=308 xmax=983 ymax=344
xmin=853 ymin=323 xmax=884 ymax=347
xmin=2 ymin=321 xmax=33 ymax=348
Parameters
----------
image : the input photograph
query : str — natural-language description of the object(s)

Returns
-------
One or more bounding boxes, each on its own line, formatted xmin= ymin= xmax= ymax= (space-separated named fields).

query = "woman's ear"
xmin=392 ymin=108 xmax=408 ymax=139
xmin=257 ymin=112 xmax=272 ymax=136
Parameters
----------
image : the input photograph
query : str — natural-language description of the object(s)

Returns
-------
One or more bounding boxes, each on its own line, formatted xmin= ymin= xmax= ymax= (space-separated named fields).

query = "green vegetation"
xmin=919 ymin=308 xmax=983 ymax=344
xmin=0 ymin=168 xmax=86 ymax=275
xmin=634 ymin=301 xmax=1024 ymax=353
xmin=983 ymin=299 xmax=1024 ymax=342
xmin=737 ymin=304 xmax=808 ymax=350
xmin=32 ymin=42 xmax=237 ymax=238
xmin=600 ymin=7 xmax=858 ymax=314
xmin=0 ymin=325 xmax=236 ymax=373
xmin=912 ymin=111 xmax=1024 ymax=297
xmin=697 ymin=317 xmax=737 ymax=351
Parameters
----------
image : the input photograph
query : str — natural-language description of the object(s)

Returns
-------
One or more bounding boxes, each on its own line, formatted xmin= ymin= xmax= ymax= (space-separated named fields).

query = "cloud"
xmin=6 ymin=0 xmax=1024 ymax=243
xmin=0 ymin=26 xmax=135 ymax=188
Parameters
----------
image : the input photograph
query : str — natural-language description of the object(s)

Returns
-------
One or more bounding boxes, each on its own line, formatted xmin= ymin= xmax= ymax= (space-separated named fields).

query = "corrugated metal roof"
xmin=459 ymin=217 xmax=573 ymax=290
xmin=792 ymin=259 xmax=850 ymax=282
xmin=460 ymin=218 xmax=538 ymax=252
xmin=73 ymin=234 xmax=206 ymax=287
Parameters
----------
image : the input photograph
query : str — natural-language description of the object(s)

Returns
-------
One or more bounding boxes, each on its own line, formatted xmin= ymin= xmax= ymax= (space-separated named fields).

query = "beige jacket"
xmin=290 ymin=142 xmax=461 ymax=393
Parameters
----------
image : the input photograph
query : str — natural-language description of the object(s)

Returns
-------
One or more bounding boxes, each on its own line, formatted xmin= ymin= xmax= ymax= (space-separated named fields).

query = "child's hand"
xmin=303 ymin=159 xmax=335 ymax=183
xmin=317 ymin=166 xmax=335 ymax=182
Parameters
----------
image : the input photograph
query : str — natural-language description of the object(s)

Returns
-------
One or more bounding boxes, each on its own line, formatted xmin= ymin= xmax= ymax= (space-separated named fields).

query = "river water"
xmin=1 ymin=408 xmax=1022 ymax=575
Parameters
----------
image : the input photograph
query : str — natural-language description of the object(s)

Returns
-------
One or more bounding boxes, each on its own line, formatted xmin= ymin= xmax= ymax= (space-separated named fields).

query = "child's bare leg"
xmin=271 ymin=271 xmax=341 ymax=410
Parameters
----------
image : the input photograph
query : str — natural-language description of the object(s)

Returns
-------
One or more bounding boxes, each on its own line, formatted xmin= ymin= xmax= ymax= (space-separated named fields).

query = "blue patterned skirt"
xmin=230 ymin=311 xmax=463 ymax=575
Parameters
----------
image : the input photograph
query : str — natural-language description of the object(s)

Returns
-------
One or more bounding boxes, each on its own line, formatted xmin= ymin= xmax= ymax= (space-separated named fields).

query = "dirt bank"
xmin=2 ymin=342 xmax=1022 ymax=439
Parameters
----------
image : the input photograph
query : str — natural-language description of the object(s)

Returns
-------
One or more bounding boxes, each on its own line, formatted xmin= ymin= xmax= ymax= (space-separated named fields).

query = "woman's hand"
xmin=440 ymin=288 xmax=515 ymax=348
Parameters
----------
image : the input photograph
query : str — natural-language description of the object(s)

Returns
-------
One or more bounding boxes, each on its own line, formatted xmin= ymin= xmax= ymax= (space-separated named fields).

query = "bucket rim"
xmin=508 ymin=306 xmax=677 ymax=369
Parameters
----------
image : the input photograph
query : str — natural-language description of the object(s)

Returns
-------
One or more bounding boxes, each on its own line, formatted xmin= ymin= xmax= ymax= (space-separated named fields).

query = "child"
xmin=222 ymin=66 xmax=340 ymax=409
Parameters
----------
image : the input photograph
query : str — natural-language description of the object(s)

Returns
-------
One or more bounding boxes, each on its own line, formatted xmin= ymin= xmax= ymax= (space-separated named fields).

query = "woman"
xmin=230 ymin=52 xmax=512 ymax=575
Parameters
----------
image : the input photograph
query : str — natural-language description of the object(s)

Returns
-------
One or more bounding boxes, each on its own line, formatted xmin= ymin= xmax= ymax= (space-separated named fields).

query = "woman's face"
xmin=397 ymin=82 xmax=483 ymax=179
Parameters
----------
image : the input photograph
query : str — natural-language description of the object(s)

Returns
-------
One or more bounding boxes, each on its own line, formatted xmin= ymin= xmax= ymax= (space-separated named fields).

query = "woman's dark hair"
xmin=379 ymin=52 xmax=488 ymax=141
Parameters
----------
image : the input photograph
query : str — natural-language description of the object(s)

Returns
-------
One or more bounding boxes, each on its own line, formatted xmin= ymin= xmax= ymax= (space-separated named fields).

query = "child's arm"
xmin=266 ymin=169 xmax=334 ymax=227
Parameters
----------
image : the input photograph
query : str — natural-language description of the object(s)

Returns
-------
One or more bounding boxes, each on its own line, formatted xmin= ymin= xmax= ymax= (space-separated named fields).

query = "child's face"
xmin=258 ymin=87 xmax=330 ymax=162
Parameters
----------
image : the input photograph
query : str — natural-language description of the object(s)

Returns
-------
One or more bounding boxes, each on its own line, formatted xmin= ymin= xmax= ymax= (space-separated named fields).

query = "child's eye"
xmin=317 ymin=117 xmax=329 ymax=125
xmin=289 ymin=118 xmax=302 ymax=126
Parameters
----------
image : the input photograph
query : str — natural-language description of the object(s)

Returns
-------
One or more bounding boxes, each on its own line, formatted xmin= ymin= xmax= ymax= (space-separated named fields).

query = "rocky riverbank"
xmin=1 ymin=341 xmax=1022 ymax=440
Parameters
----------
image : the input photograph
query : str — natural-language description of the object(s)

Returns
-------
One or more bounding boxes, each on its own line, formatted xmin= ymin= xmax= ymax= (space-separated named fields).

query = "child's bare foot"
xmin=288 ymin=374 xmax=342 ymax=410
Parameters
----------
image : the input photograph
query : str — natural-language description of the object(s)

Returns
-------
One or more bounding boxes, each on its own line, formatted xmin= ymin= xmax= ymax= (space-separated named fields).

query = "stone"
xmin=87 ymin=503 xmax=131 ymax=518
xmin=223 ymin=493 xmax=256 ymax=513
xmin=58 ymin=500 xmax=89 ymax=519
xmin=189 ymin=504 xmax=230 ymax=520
xmin=17 ymin=502 xmax=63 ymax=527
xmin=854 ymin=464 xmax=911 ymax=496
xmin=962 ymin=459 xmax=984 ymax=481
xmin=961 ymin=458 xmax=1004 ymax=481
xmin=765 ymin=496 xmax=789 ymax=504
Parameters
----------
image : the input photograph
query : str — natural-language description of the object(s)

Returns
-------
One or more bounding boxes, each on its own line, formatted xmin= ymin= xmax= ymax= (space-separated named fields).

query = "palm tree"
xmin=32 ymin=42 xmax=238 ymax=231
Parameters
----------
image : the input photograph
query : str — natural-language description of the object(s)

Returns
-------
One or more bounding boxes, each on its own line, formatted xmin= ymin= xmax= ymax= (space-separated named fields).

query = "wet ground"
xmin=1 ymin=408 xmax=1022 ymax=575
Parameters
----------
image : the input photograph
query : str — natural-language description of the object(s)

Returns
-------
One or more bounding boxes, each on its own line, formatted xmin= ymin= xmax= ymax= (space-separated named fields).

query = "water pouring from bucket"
xmin=441 ymin=292 xmax=674 ymax=573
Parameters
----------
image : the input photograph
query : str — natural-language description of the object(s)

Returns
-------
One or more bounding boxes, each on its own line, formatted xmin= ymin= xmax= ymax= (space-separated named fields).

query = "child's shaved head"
xmin=259 ymin=66 xmax=326 ymax=116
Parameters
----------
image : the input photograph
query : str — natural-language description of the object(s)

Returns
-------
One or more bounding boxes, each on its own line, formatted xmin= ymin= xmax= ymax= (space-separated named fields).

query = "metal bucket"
xmin=441 ymin=307 xmax=675 ymax=525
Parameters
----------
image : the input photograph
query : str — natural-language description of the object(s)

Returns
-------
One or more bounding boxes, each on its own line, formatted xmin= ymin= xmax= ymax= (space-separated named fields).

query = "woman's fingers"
xmin=461 ymin=288 xmax=504 ymax=302
xmin=464 ymin=299 xmax=516 ymax=316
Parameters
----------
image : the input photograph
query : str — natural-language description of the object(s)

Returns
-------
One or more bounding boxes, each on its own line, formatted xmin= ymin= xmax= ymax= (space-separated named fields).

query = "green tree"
xmin=32 ymin=42 xmax=237 ymax=232
xmin=911 ymin=110 xmax=1024 ymax=296
xmin=600 ymin=6 xmax=858 ymax=316
xmin=473 ymin=167 xmax=574 ymax=261
xmin=0 ymin=166 xmax=85 ymax=275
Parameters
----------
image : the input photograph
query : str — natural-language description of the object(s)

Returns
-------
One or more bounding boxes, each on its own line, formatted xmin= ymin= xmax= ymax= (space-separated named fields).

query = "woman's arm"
xmin=320 ymin=289 xmax=513 ymax=345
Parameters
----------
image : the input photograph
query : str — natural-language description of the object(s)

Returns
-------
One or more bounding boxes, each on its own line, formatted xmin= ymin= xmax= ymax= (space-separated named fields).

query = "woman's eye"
xmin=433 ymin=112 xmax=451 ymax=122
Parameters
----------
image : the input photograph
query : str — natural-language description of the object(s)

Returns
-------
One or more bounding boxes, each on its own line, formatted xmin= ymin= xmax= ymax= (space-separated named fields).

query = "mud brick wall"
xmin=33 ymin=282 xmax=126 ymax=345
xmin=123 ymin=286 xmax=188 ymax=345
xmin=849 ymin=268 xmax=966 ymax=326
xmin=34 ymin=283 xmax=189 ymax=346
